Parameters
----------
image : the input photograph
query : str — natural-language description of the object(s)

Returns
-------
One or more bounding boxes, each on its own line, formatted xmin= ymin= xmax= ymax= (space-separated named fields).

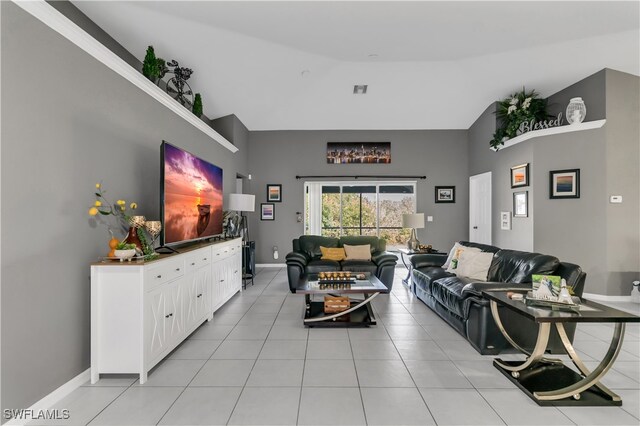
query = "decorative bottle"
xmin=557 ymin=278 xmax=574 ymax=304
xmin=632 ymin=281 xmax=640 ymax=304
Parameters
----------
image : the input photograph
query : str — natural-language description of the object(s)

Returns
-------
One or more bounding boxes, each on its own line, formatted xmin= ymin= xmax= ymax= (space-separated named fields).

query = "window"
xmin=304 ymin=181 xmax=416 ymax=250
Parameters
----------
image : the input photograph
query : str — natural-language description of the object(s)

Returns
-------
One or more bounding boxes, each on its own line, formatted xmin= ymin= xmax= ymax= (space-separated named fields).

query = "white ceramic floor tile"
xmin=209 ymin=313 xmax=244 ymax=326
xmin=158 ymin=387 xmax=242 ymax=425
xmin=298 ymin=387 xmax=366 ymax=425
xmin=306 ymin=339 xmax=353 ymax=359
xmin=355 ymin=360 xmax=415 ymax=387
xmin=211 ymin=339 xmax=264 ymax=359
xmin=303 ymin=360 xmax=359 ymax=387
xmin=404 ymin=360 xmax=473 ymax=388
xmin=308 ymin=328 xmax=349 ymax=340
xmin=189 ymin=359 xmax=254 ymax=386
xmin=88 ymin=387 xmax=183 ymax=425
xmin=347 ymin=326 xmax=391 ymax=340
xmin=422 ymin=324 xmax=466 ymax=341
xmin=453 ymin=360 xmax=515 ymax=389
xmin=436 ymin=339 xmax=488 ymax=361
xmin=135 ymin=359 xmax=205 ymax=387
xmin=615 ymin=389 xmax=640 ymax=420
xmin=29 ymin=387 xmax=127 ymax=426
xmin=350 ymin=339 xmax=401 ymax=360
xmin=385 ymin=325 xmax=432 ymax=340
xmin=169 ymin=339 xmax=222 ymax=360
xmin=228 ymin=387 xmax=300 ymax=425
xmin=480 ymin=389 xmax=574 ymax=426
xmin=268 ymin=324 xmax=309 ymax=340
xmin=226 ymin=324 xmax=272 ymax=340
xmin=246 ymin=359 xmax=304 ymax=386
xmin=361 ymin=387 xmax=435 ymax=425
xmin=558 ymin=405 xmax=640 ymax=425
xmin=419 ymin=388 xmax=505 ymax=425
xmin=259 ymin=339 xmax=307 ymax=359
xmin=394 ymin=340 xmax=449 ymax=361
xmin=188 ymin=324 xmax=234 ymax=340
xmin=613 ymin=361 xmax=640 ymax=382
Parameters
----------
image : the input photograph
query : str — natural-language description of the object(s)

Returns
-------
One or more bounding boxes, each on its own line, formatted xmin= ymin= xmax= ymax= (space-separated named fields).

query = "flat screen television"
xmin=161 ymin=141 xmax=223 ymax=245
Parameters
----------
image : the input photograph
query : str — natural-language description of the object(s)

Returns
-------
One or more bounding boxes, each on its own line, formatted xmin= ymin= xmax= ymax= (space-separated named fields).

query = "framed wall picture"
xmin=510 ymin=163 xmax=529 ymax=188
xmin=261 ymin=203 xmax=275 ymax=221
xmin=326 ymin=142 xmax=391 ymax=164
xmin=513 ymin=191 xmax=528 ymax=217
xmin=435 ymin=186 xmax=455 ymax=203
xmin=266 ymin=184 xmax=282 ymax=202
xmin=500 ymin=211 xmax=511 ymax=230
xmin=549 ymin=169 xmax=580 ymax=199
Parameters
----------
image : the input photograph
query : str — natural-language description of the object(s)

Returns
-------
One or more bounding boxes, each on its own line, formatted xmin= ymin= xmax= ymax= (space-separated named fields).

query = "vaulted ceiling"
xmin=73 ymin=1 xmax=639 ymax=130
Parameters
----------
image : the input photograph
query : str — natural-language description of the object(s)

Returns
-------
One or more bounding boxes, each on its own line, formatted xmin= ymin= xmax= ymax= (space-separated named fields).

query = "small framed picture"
xmin=513 ymin=191 xmax=528 ymax=217
xmin=266 ymin=184 xmax=282 ymax=202
xmin=261 ymin=203 xmax=275 ymax=221
xmin=435 ymin=186 xmax=455 ymax=203
xmin=510 ymin=163 xmax=529 ymax=188
xmin=549 ymin=169 xmax=580 ymax=199
xmin=500 ymin=211 xmax=511 ymax=230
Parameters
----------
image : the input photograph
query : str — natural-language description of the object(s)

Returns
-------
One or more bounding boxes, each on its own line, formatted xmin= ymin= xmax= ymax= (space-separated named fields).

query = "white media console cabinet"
xmin=90 ymin=237 xmax=242 ymax=384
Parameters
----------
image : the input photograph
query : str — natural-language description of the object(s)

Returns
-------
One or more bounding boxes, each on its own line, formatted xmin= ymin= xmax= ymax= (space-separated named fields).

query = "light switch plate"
xmin=610 ymin=195 xmax=623 ymax=203
xmin=427 ymin=216 xmax=434 ymax=222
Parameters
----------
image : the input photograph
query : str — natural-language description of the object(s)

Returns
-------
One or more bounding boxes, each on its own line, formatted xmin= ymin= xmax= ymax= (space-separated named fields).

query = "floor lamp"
xmin=228 ymin=193 xmax=255 ymax=243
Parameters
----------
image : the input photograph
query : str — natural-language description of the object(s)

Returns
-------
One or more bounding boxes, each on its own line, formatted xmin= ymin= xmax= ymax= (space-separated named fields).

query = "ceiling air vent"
xmin=353 ymin=85 xmax=368 ymax=95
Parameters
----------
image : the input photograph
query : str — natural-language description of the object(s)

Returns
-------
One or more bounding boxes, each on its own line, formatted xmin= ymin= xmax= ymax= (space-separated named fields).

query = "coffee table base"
xmin=303 ymin=294 xmax=378 ymax=327
xmin=494 ymin=360 xmax=622 ymax=406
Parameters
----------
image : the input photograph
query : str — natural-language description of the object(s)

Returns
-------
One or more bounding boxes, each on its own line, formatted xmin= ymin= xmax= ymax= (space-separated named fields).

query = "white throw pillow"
xmin=343 ymin=244 xmax=372 ymax=260
xmin=455 ymin=251 xmax=494 ymax=281
xmin=445 ymin=245 xmax=481 ymax=273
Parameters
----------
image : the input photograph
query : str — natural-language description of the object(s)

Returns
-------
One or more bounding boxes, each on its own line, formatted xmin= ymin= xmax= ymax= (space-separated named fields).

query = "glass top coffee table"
xmin=483 ymin=290 xmax=640 ymax=406
xmin=296 ymin=272 xmax=389 ymax=327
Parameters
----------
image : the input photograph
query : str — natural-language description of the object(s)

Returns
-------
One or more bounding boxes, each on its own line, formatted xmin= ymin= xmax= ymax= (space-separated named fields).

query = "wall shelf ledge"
xmin=490 ymin=119 xmax=607 ymax=152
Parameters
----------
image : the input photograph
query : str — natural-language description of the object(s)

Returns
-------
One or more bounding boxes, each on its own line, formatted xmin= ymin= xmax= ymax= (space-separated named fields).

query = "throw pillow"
xmin=343 ymin=244 xmax=372 ymax=261
xmin=320 ymin=246 xmax=346 ymax=261
xmin=455 ymin=251 xmax=494 ymax=281
xmin=443 ymin=242 xmax=463 ymax=269
xmin=445 ymin=245 xmax=481 ymax=273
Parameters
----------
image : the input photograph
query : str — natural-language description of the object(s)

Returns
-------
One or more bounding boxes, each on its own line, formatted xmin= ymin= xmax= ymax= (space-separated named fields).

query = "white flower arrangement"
xmin=510 ymin=97 xmax=518 ymax=105
xmin=507 ymin=105 xmax=517 ymax=115
xmin=522 ymin=97 xmax=532 ymax=110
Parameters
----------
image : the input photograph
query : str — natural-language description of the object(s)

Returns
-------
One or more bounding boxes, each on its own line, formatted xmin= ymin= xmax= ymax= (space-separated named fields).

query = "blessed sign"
xmin=518 ymin=113 xmax=563 ymax=135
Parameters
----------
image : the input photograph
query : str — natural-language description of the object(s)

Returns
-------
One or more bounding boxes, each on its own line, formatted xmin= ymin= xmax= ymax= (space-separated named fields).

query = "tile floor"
xmin=33 ymin=268 xmax=640 ymax=425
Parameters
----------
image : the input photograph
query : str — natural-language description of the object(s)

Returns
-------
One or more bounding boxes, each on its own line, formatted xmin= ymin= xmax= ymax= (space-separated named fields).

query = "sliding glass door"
xmin=305 ymin=181 xmax=416 ymax=250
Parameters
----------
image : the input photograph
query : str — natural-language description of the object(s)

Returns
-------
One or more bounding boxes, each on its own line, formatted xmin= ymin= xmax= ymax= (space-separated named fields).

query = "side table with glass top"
xmin=397 ymin=248 xmax=446 ymax=287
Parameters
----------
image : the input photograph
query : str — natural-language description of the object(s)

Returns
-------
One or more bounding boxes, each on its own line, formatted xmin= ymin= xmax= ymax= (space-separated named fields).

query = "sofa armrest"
xmin=285 ymin=251 xmax=309 ymax=267
xmin=371 ymin=252 xmax=398 ymax=266
xmin=461 ymin=281 xmax=531 ymax=298
xmin=411 ymin=254 xmax=447 ymax=269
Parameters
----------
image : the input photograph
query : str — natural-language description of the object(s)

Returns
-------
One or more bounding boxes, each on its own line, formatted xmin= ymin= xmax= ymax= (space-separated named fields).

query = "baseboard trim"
xmin=5 ymin=369 xmax=90 ymax=425
xmin=256 ymin=263 xmax=285 ymax=268
xmin=583 ymin=292 xmax=632 ymax=302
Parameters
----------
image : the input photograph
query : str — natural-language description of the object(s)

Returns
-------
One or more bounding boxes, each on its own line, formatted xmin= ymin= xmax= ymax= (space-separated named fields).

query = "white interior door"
xmin=469 ymin=172 xmax=492 ymax=244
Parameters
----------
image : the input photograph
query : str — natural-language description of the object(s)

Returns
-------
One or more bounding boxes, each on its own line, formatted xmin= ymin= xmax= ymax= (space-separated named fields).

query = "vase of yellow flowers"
xmin=89 ymin=182 xmax=144 ymax=255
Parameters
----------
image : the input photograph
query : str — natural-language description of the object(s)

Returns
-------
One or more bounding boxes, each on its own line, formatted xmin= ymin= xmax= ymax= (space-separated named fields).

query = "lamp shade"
xmin=402 ymin=213 xmax=425 ymax=229
xmin=228 ymin=193 xmax=255 ymax=212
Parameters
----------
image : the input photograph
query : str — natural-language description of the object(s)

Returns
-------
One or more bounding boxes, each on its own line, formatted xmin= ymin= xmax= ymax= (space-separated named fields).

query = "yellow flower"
xmin=94 ymin=200 xmax=102 ymax=207
xmin=120 ymin=206 xmax=126 ymax=211
xmin=116 ymin=200 xmax=125 ymax=206
xmin=95 ymin=183 xmax=101 ymax=189
xmin=130 ymin=202 xmax=137 ymax=209
xmin=88 ymin=207 xmax=98 ymax=216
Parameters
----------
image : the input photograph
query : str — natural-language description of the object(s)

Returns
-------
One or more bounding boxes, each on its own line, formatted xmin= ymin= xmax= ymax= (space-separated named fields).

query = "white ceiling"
xmin=73 ymin=1 xmax=640 ymax=131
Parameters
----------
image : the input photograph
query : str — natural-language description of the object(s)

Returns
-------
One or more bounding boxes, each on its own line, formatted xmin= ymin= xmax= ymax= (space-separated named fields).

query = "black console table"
xmin=242 ymin=241 xmax=255 ymax=288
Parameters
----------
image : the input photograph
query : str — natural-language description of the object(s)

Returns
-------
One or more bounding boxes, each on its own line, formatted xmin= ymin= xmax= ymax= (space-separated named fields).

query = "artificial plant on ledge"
xmin=490 ymin=88 xmax=549 ymax=150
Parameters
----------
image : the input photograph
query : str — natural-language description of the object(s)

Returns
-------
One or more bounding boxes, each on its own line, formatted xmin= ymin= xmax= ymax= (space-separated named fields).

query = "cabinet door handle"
xmin=191 ymin=262 xmax=196 ymax=266
xmin=176 ymin=268 xmax=181 ymax=271
xmin=220 ymin=279 xmax=225 ymax=282
xmin=203 ymin=258 xmax=207 ymax=261
xmin=234 ymin=270 xmax=238 ymax=274
xmin=224 ymin=250 xmax=228 ymax=253
xmin=156 ymin=275 xmax=162 ymax=279
xmin=197 ymin=293 xmax=203 ymax=298
xmin=165 ymin=313 xmax=173 ymax=318
xmin=216 ymin=253 xmax=220 ymax=256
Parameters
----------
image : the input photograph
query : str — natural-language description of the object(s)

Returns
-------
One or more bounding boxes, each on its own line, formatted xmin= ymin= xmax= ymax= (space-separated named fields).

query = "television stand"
xmin=155 ymin=246 xmax=179 ymax=254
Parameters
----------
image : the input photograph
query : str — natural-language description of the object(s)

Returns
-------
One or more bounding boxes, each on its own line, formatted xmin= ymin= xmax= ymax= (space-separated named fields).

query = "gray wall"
xmin=468 ymin=104 xmax=534 ymax=251
xmin=1 ymin=3 xmax=247 ymax=414
xmin=604 ymin=69 xmax=640 ymax=295
xmin=469 ymin=69 xmax=640 ymax=296
xmin=247 ymin=130 xmax=469 ymax=263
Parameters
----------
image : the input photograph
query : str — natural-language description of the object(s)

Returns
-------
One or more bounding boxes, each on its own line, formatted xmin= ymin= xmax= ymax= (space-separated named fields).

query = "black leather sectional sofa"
xmin=411 ymin=241 xmax=586 ymax=355
xmin=285 ymin=235 xmax=398 ymax=292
